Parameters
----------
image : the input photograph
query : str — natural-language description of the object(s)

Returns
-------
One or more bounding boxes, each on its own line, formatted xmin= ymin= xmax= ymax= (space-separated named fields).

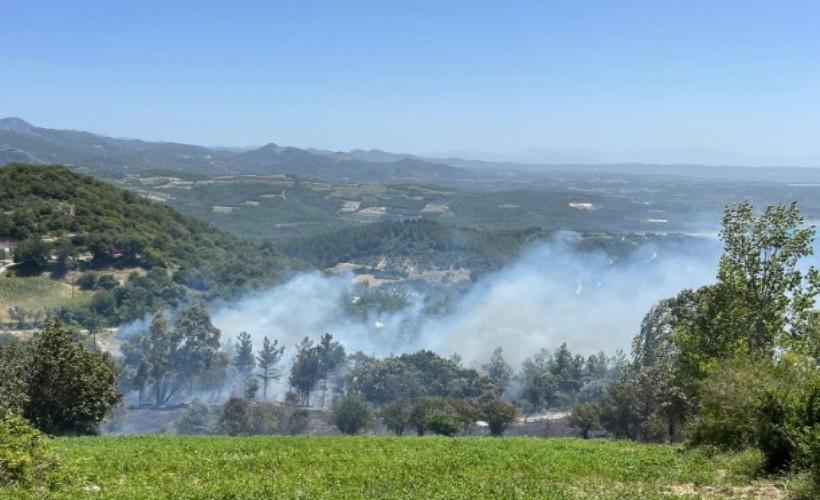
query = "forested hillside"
xmin=0 ymin=163 xmax=298 ymax=329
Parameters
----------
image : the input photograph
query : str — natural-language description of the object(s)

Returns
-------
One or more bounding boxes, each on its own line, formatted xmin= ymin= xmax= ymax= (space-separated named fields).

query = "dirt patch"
xmin=666 ymin=482 xmax=784 ymax=499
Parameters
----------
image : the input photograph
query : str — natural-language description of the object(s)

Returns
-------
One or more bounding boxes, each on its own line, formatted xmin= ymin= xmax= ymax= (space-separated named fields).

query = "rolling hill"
xmin=0 ymin=163 xmax=300 ymax=329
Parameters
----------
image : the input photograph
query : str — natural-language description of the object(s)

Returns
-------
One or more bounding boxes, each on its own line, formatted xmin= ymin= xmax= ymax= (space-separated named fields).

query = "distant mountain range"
xmin=0 ymin=117 xmax=465 ymax=183
xmin=3 ymin=117 xmax=820 ymax=185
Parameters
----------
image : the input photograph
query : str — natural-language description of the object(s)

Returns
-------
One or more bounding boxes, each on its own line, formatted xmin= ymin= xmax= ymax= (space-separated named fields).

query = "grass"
xmin=4 ymin=436 xmax=786 ymax=499
xmin=0 ymin=273 xmax=90 ymax=324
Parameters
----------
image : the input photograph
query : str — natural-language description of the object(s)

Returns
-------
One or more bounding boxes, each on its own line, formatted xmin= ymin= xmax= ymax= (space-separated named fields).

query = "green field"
xmin=0 ymin=273 xmax=91 ymax=325
xmin=7 ymin=436 xmax=785 ymax=499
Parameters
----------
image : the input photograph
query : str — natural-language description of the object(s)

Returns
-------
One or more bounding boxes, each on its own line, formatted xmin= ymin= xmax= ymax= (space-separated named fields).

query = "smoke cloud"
xmin=210 ymin=234 xmax=725 ymax=369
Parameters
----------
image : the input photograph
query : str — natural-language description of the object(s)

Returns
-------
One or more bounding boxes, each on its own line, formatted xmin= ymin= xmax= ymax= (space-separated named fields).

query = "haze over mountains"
xmin=4 ymin=117 xmax=820 ymax=185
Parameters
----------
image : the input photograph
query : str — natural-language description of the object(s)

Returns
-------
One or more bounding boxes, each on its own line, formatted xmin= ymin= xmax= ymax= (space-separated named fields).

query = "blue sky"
xmin=2 ymin=1 xmax=820 ymax=163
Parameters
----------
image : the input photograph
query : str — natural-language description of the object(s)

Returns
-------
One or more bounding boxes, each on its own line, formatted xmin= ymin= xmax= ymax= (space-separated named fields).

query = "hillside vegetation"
xmin=0 ymin=163 xmax=297 ymax=329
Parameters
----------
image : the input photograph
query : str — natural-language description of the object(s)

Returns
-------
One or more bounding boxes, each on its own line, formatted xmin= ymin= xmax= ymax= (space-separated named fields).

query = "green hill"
xmin=0 ymin=163 xmax=298 ymax=330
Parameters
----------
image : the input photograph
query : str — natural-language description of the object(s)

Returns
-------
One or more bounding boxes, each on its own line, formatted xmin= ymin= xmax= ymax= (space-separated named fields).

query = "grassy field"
xmin=0 ymin=273 xmax=91 ymax=324
xmin=6 ymin=436 xmax=787 ymax=499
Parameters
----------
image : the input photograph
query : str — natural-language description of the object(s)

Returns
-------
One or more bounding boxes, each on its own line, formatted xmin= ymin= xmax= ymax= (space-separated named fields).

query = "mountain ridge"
xmin=4 ymin=118 xmax=820 ymax=185
xmin=0 ymin=117 xmax=468 ymax=183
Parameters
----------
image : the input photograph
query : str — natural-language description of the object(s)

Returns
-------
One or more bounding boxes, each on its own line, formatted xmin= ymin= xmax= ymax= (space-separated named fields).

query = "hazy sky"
xmin=3 ymin=1 xmax=820 ymax=161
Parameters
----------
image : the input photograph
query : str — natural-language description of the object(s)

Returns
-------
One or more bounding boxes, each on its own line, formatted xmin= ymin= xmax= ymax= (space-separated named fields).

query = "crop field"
xmin=9 ymin=436 xmax=783 ymax=499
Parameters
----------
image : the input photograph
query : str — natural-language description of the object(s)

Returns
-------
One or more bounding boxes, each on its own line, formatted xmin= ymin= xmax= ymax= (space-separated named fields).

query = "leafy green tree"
xmin=256 ymin=336 xmax=285 ymax=400
xmin=425 ymin=408 xmax=461 ymax=437
xmin=607 ymin=202 xmax=820 ymax=448
xmin=380 ymin=398 xmax=412 ymax=436
xmin=348 ymin=355 xmax=424 ymax=405
xmin=24 ymin=321 xmax=122 ymax=435
xmin=481 ymin=399 xmax=517 ymax=436
xmin=716 ymin=201 xmax=819 ymax=354
xmin=12 ymin=237 xmax=51 ymax=269
xmin=331 ymin=395 xmax=374 ymax=435
xmin=121 ymin=305 xmax=224 ymax=405
xmin=173 ymin=303 xmax=222 ymax=393
xmin=597 ymin=375 xmax=645 ymax=441
xmin=409 ymin=397 xmax=476 ymax=437
xmin=568 ymin=403 xmax=601 ymax=439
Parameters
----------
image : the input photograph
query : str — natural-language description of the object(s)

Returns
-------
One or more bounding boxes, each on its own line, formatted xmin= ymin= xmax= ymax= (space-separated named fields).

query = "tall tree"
xmin=233 ymin=332 xmax=255 ymax=379
xmin=121 ymin=305 xmax=223 ymax=405
xmin=289 ymin=337 xmax=320 ymax=406
xmin=716 ymin=201 xmax=819 ymax=353
xmin=257 ymin=336 xmax=285 ymax=401
xmin=316 ymin=333 xmax=346 ymax=407
xmin=482 ymin=346 xmax=513 ymax=392
xmin=233 ymin=331 xmax=255 ymax=396
xmin=173 ymin=303 xmax=222 ymax=393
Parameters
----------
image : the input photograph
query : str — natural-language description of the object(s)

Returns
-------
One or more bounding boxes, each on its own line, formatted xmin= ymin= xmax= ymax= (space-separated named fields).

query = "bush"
xmin=409 ymin=397 xmax=478 ymax=436
xmin=331 ymin=396 xmax=374 ymax=435
xmin=687 ymin=357 xmax=772 ymax=451
xmin=247 ymin=403 xmax=284 ymax=435
xmin=77 ymin=272 xmax=98 ymax=291
xmin=426 ymin=409 xmax=461 ymax=437
xmin=176 ymin=402 xmax=213 ymax=435
xmin=286 ymin=409 xmax=310 ymax=435
xmin=0 ymin=414 xmax=60 ymax=488
xmin=217 ymin=397 xmax=250 ymax=436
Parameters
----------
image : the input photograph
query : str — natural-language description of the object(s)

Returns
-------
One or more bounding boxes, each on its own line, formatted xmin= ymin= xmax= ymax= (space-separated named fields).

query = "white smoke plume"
xmin=210 ymin=234 xmax=725 ymax=369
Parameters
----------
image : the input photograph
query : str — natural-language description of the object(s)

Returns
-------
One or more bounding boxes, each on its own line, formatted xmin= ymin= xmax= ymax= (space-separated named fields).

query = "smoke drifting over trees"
xmin=209 ymin=234 xmax=724 ymax=374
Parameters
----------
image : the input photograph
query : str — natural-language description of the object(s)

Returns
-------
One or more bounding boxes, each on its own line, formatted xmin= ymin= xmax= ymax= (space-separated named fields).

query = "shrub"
xmin=217 ymin=397 xmax=250 ymax=436
xmin=77 ymin=272 xmax=98 ymax=291
xmin=331 ymin=396 xmax=374 ymax=435
xmin=409 ymin=397 xmax=477 ymax=436
xmin=286 ymin=409 xmax=310 ymax=435
xmin=426 ymin=409 xmax=461 ymax=437
xmin=247 ymin=403 xmax=284 ymax=435
xmin=0 ymin=414 xmax=60 ymax=488
xmin=176 ymin=402 xmax=213 ymax=435
xmin=687 ymin=357 xmax=772 ymax=451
